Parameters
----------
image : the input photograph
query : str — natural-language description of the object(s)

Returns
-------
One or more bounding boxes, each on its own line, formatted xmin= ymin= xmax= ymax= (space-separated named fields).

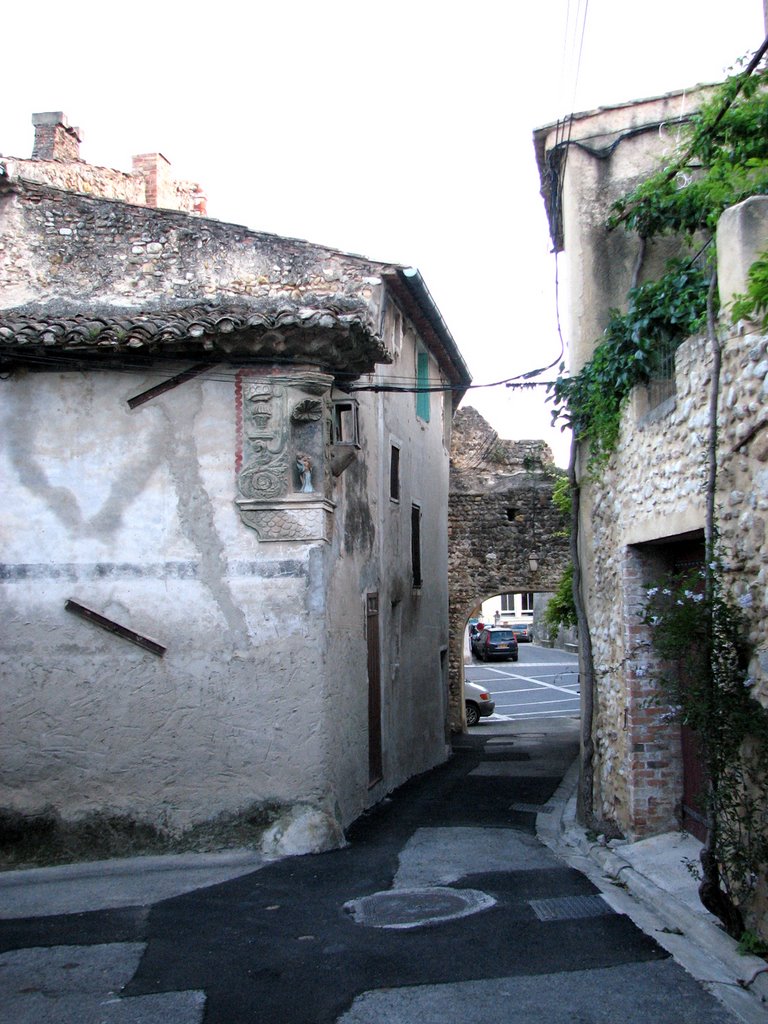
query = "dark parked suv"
xmin=473 ymin=627 xmax=519 ymax=661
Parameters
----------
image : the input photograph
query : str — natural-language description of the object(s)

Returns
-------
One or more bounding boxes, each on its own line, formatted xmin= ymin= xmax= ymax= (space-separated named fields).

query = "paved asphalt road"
xmin=466 ymin=643 xmax=580 ymax=721
xmin=0 ymin=716 xmax=741 ymax=1024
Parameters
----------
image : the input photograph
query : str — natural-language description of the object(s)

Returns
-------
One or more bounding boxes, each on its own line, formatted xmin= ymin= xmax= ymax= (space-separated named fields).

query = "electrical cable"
xmin=0 ymin=347 xmax=558 ymax=394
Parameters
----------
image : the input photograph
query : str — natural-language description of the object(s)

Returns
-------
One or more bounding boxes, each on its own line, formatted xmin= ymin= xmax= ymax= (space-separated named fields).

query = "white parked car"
xmin=464 ymin=679 xmax=495 ymax=726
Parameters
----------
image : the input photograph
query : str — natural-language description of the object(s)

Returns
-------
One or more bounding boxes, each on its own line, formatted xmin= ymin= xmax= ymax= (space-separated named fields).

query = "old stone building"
xmin=447 ymin=407 xmax=570 ymax=729
xmin=534 ymin=89 xmax=768 ymax=927
xmin=0 ymin=113 xmax=470 ymax=851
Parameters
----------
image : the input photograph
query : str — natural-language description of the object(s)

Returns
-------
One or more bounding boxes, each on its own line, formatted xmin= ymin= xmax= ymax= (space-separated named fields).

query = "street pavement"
xmin=0 ymin=717 xmax=764 ymax=1024
xmin=465 ymin=642 xmax=580 ymax=720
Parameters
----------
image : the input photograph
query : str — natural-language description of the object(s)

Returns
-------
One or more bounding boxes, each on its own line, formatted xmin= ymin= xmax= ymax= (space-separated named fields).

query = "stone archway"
xmin=448 ymin=408 xmax=571 ymax=731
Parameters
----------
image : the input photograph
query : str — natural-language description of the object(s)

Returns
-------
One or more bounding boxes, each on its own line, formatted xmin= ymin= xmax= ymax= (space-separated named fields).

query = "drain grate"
xmin=528 ymin=894 xmax=614 ymax=922
xmin=344 ymin=887 xmax=496 ymax=930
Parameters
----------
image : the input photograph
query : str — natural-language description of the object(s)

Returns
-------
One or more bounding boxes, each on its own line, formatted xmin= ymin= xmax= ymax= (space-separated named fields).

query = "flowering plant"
xmin=640 ymin=567 xmax=768 ymax=934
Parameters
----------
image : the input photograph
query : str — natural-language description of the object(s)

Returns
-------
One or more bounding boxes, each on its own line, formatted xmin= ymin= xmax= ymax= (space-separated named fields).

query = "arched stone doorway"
xmin=448 ymin=408 xmax=570 ymax=731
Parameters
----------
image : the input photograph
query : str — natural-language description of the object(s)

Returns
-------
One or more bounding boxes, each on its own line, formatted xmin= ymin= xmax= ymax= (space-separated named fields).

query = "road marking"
xmin=475 ymin=665 xmax=579 ymax=696
xmin=496 ymin=697 xmax=579 ymax=709
xmin=504 ymin=710 xmax=581 ymax=719
xmin=483 ymin=686 xmax=549 ymax=695
xmin=514 ymin=663 xmax=581 ymax=671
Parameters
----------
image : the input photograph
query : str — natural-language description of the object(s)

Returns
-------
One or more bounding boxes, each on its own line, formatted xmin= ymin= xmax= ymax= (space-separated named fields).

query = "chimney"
xmin=132 ymin=152 xmax=172 ymax=208
xmin=31 ymin=112 xmax=82 ymax=162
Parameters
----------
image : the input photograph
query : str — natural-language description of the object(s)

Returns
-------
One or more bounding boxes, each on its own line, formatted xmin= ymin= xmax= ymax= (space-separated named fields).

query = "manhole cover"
xmin=344 ymin=887 xmax=496 ymax=929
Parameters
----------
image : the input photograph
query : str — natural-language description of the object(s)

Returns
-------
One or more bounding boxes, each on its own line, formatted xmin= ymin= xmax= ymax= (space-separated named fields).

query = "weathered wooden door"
xmin=366 ymin=592 xmax=383 ymax=786
xmin=673 ymin=542 xmax=708 ymax=841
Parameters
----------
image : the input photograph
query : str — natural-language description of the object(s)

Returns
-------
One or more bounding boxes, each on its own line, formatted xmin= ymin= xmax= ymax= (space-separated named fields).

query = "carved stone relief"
xmin=235 ymin=370 xmax=336 ymax=542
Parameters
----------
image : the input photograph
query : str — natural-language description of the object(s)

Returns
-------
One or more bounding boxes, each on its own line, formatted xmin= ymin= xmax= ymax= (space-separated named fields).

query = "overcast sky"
xmin=2 ymin=0 xmax=764 ymax=466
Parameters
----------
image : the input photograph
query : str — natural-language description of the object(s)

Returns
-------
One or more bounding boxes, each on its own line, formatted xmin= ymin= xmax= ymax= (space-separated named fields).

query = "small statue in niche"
xmin=296 ymin=454 xmax=314 ymax=493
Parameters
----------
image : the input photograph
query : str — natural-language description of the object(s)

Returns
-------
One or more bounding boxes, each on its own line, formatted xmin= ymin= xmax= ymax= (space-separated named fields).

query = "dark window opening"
xmin=411 ymin=504 xmax=422 ymax=588
xmin=506 ymin=507 xmax=519 ymax=521
xmin=333 ymin=401 xmax=359 ymax=445
xmin=390 ymin=444 xmax=400 ymax=501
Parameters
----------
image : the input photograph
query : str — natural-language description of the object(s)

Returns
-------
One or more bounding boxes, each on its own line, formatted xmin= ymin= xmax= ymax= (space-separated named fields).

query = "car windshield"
xmin=490 ymin=630 xmax=515 ymax=641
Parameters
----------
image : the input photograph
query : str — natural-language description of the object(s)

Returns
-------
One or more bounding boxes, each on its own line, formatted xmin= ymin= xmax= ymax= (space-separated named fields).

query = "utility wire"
xmin=0 ymin=348 xmax=557 ymax=394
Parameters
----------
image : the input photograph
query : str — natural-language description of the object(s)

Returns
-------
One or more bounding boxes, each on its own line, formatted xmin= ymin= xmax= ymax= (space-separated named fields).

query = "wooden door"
xmin=366 ymin=592 xmax=383 ymax=786
xmin=672 ymin=542 xmax=708 ymax=841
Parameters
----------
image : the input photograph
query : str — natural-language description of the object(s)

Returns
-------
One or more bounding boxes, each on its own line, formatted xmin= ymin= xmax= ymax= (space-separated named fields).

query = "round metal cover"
xmin=343 ymin=886 xmax=496 ymax=929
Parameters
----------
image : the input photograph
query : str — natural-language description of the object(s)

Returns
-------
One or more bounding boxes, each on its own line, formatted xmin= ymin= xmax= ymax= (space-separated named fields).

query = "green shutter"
xmin=416 ymin=351 xmax=430 ymax=422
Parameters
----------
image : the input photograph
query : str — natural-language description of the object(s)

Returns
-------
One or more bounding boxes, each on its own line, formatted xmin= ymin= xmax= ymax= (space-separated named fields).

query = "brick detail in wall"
xmin=31 ymin=113 xmax=81 ymax=162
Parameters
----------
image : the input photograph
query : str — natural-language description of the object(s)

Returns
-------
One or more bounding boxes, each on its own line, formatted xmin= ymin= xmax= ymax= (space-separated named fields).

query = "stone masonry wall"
xmin=581 ymin=323 xmax=768 ymax=838
xmin=448 ymin=407 xmax=570 ymax=729
xmin=4 ymin=158 xmax=146 ymax=206
xmin=0 ymin=181 xmax=386 ymax=314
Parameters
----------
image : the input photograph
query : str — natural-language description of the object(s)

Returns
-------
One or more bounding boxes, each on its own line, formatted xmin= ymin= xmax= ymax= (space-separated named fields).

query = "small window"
xmin=647 ymin=336 xmax=677 ymax=409
xmin=500 ymin=593 xmax=515 ymax=612
xmin=333 ymin=401 xmax=359 ymax=445
xmin=416 ymin=350 xmax=430 ymax=422
xmin=390 ymin=444 xmax=400 ymax=502
xmin=411 ymin=503 xmax=422 ymax=588
xmin=521 ymin=591 xmax=534 ymax=613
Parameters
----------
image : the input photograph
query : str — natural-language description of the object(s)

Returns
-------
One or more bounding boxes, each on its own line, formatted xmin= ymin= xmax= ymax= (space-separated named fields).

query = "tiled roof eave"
xmin=0 ymin=300 xmax=391 ymax=376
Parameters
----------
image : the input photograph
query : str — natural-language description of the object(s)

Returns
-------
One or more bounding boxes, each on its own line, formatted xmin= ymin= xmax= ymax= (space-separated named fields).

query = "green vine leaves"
xmin=549 ymin=56 xmax=768 ymax=479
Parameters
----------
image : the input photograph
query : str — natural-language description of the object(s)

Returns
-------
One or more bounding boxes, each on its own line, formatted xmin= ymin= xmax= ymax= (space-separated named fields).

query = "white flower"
xmin=663 ymin=588 xmax=672 ymax=596
xmin=646 ymin=587 xmax=659 ymax=597
xmin=743 ymin=677 xmax=755 ymax=689
xmin=691 ymin=593 xmax=704 ymax=603
xmin=738 ymin=593 xmax=753 ymax=608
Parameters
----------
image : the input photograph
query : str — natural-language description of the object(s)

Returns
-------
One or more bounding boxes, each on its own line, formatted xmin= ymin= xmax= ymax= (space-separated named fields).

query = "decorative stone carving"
xmin=236 ymin=497 xmax=336 ymax=543
xmin=238 ymin=464 xmax=287 ymax=500
xmin=291 ymin=399 xmax=323 ymax=422
xmin=236 ymin=369 xmax=335 ymax=541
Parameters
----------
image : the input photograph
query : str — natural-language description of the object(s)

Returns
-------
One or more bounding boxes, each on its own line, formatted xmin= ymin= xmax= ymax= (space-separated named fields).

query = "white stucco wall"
xmin=322 ymin=309 xmax=452 ymax=824
xmin=0 ymin=170 xmax=465 ymax=845
xmin=535 ymin=88 xmax=713 ymax=373
xmin=0 ymin=368 xmax=336 ymax=830
xmin=0 ymin=332 xmax=456 ymax=838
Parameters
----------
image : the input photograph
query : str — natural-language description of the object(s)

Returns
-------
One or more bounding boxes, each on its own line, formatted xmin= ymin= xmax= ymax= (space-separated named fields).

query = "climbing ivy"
xmin=610 ymin=58 xmax=768 ymax=238
xmin=549 ymin=261 xmax=711 ymax=474
xmin=732 ymin=248 xmax=768 ymax=328
xmin=551 ymin=56 xmax=768 ymax=474
xmin=543 ymin=476 xmax=576 ymax=638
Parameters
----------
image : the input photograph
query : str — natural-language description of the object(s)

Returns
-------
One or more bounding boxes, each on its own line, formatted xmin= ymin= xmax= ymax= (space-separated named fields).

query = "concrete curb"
xmin=0 ymin=848 xmax=266 ymax=888
xmin=537 ymin=760 xmax=768 ymax=1017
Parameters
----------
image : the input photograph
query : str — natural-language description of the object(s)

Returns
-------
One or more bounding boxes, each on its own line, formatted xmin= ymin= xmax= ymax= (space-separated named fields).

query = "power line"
xmin=0 ymin=349 xmax=558 ymax=394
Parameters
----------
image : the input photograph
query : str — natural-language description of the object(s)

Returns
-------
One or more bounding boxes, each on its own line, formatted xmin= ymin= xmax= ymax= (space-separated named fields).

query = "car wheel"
xmin=465 ymin=702 xmax=480 ymax=727
xmin=512 ymin=653 xmax=518 ymax=661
